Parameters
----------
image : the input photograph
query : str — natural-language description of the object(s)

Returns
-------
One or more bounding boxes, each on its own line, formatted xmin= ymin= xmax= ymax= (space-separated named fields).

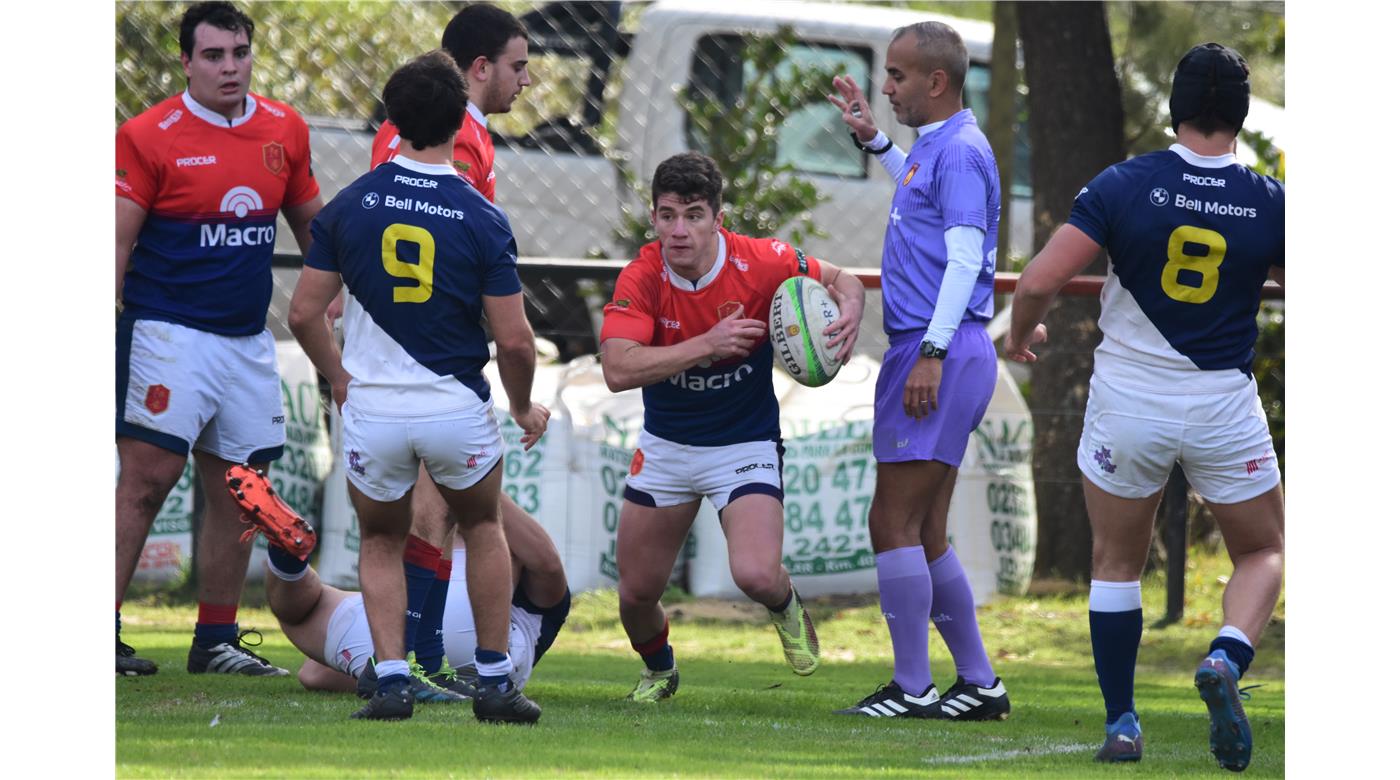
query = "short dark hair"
xmin=383 ymin=50 xmax=469 ymax=151
xmin=893 ymin=21 xmax=968 ymax=92
xmin=651 ymin=152 xmax=723 ymax=215
xmin=1170 ymin=43 xmax=1250 ymax=136
xmin=441 ymin=3 xmax=528 ymax=70
xmin=179 ymin=2 xmax=255 ymax=58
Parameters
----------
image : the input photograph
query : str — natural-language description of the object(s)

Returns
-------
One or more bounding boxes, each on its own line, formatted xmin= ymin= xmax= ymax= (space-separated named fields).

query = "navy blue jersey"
xmin=305 ymin=157 xmax=521 ymax=413
xmin=1069 ymin=145 xmax=1283 ymax=385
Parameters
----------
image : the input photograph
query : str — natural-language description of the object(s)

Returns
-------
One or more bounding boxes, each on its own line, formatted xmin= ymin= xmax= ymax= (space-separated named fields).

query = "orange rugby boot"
xmin=226 ymin=464 xmax=317 ymax=560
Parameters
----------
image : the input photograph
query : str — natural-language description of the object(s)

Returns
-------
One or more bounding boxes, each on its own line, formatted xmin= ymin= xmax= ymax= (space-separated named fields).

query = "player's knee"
xmin=730 ymin=562 xmax=784 ymax=603
xmin=617 ymin=577 xmax=666 ymax=612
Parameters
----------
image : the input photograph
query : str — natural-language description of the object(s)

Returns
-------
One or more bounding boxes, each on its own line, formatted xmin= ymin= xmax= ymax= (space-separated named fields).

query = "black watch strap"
xmin=920 ymin=340 xmax=948 ymax=360
xmin=851 ymin=132 xmax=893 ymax=155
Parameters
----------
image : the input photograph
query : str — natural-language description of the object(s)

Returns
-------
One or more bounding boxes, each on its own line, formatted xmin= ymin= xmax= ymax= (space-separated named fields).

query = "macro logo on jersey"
xmin=198 ymin=187 xmax=275 ymax=248
xmin=263 ymin=142 xmax=285 ymax=174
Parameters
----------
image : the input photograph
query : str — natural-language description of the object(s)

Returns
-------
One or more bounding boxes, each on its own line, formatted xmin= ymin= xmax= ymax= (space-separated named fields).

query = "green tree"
xmin=609 ymin=26 xmax=839 ymax=256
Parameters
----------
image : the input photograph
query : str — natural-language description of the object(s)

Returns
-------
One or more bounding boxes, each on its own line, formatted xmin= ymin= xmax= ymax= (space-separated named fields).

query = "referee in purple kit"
xmin=828 ymin=21 xmax=1010 ymax=721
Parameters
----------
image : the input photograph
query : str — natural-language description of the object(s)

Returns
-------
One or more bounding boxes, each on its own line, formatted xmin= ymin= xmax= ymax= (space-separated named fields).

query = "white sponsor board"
xmin=294 ymin=347 xmax=1036 ymax=604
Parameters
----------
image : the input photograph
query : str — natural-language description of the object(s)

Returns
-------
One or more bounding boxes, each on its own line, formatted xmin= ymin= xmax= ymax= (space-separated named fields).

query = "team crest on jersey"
xmin=902 ymin=163 xmax=919 ymax=186
xmin=144 ymin=385 xmax=170 ymax=415
xmin=717 ymin=300 xmax=742 ymax=318
xmin=262 ymin=142 xmax=285 ymax=175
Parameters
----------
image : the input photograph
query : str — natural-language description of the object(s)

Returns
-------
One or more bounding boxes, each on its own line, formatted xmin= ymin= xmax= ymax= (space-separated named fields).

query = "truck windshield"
xmin=688 ymin=33 xmax=873 ymax=179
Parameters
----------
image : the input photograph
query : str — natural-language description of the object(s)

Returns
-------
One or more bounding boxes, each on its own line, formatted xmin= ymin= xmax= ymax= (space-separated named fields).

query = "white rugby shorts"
xmin=1077 ymin=373 xmax=1280 ymax=505
xmin=323 ymin=594 xmax=374 ymax=678
xmin=442 ymin=588 xmax=541 ymax=689
xmin=116 ymin=317 xmax=285 ymax=463
xmin=340 ymin=397 xmax=503 ymax=502
xmin=623 ymin=429 xmax=784 ymax=512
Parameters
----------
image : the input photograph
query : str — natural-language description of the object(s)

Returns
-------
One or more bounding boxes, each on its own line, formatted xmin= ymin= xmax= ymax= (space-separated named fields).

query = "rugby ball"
xmin=770 ymin=276 xmax=842 ymax=387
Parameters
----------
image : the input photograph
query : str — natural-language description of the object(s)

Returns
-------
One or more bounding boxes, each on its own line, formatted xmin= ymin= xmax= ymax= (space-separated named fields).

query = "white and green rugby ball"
xmin=770 ymin=276 xmax=841 ymax=387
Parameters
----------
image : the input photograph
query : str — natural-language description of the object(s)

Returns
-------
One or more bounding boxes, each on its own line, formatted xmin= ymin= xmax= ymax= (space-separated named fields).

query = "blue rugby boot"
xmin=1195 ymin=650 xmax=1253 ymax=772
xmin=1094 ymin=711 xmax=1144 ymax=763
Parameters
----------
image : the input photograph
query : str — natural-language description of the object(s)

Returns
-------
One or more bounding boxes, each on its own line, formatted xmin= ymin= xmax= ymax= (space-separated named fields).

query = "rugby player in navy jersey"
xmin=1006 ymin=44 xmax=1283 ymax=770
xmin=288 ymin=50 xmax=548 ymax=723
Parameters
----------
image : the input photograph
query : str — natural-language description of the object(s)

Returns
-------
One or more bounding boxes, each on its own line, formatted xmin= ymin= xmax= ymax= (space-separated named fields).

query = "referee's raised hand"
xmin=827 ymin=75 xmax=877 ymax=144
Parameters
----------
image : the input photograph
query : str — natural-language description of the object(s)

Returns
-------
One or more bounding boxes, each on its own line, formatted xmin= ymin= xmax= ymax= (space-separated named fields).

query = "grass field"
xmin=116 ymin=546 xmax=1284 ymax=778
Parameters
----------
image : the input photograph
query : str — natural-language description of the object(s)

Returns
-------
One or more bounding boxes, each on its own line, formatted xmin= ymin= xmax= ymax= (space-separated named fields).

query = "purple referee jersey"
xmin=880 ymin=109 xmax=999 ymax=336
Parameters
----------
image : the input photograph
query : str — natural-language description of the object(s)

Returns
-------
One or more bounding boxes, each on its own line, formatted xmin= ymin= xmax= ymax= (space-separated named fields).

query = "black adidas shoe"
xmin=935 ymin=676 xmax=1011 ymax=721
xmin=834 ymin=680 xmax=941 ymax=718
xmin=187 ymin=630 xmax=289 ymax=676
xmin=473 ymin=679 xmax=541 ymax=724
xmin=351 ymin=681 xmax=414 ymax=721
xmin=117 ymin=638 xmax=158 ymax=677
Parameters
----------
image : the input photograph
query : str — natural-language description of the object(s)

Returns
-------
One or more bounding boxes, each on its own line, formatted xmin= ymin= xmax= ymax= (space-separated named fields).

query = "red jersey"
xmin=116 ymin=92 xmax=319 ymax=335
xmin=600 ymin=229 xmax=823 ymax=446
xmin=370 ymin=104 xmax=496 ymax=201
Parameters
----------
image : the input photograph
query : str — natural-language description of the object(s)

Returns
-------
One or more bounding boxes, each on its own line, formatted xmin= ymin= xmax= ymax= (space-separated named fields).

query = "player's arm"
xmin=288 ymin=266 xmax=351 ymax=408
xmin=116 ymin=197 xmax=147 ymax=303
xmin=483 ymin=292 xmax=550 ymax=450
xmin=818 ymin=261 xmax=866 ymax=363
xmin=600 ymin=307 xmax=766 ymax=392
xmin=1005 ymin=223 xmax=1102 ymax=362
xmin=282 ymin=195 xmax=324 ymax=257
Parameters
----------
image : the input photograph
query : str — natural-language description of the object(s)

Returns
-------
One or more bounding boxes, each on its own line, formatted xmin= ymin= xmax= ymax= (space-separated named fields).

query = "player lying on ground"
xmin=1006 ymin=43 xmax=1283 ymax=771
xmin=229 ymin=466 xmax=570 ymax=699
xmin=599 ymin=151 xmax=867 ymax=702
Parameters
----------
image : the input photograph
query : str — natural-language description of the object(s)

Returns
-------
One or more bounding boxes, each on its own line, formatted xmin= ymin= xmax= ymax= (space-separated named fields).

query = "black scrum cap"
xmin=1170 ymin=43 xmax=1251 ymax=134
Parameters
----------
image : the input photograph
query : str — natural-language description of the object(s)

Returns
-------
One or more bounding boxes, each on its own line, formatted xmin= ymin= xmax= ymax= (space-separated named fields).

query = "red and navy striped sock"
xmin=402 ymin=535 xmax=441 ymax=661
xmin=632 ymin=621 xmax=674 ymax=672
xmin=194 ymin=602 xmax=239 ymax=648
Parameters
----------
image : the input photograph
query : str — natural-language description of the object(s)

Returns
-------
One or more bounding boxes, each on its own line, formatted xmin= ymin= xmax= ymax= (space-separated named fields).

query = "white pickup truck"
xmin=270 ymin=0 xmax=1281 ymax=353
xmin=286 ymin=0 xmax=1029 ymax=268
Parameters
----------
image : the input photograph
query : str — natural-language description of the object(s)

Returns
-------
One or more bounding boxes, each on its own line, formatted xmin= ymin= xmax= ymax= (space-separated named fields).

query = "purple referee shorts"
xmin=873 ymin=321 xmax=996 ymax=465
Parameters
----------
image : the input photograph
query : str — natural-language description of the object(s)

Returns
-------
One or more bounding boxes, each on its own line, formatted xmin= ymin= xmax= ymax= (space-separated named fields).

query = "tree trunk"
xmin=1016 ymin=1 xmax=1125 ymax=581
xmin=987 ymin=2 xmax=1018 ymax=270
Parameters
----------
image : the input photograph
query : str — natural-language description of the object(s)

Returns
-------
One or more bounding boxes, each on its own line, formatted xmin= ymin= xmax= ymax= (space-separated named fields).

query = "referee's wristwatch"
xmin=851 ymin=132 xmax=893 ymax=155
xmin=919 ymin=339 xmax=948 ymax=360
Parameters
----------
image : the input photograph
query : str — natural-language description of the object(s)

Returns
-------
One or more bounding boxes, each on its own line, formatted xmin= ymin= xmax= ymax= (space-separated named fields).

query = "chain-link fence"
xmin=117 ymin=1 xmax=1283 ymax=589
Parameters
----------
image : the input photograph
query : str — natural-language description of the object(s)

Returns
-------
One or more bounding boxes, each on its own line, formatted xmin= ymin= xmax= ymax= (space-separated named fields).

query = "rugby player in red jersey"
xmin=115 ymin=1 xmax=322 ymax=678
xmin=600 ymin=152 xmax=867 ymax=701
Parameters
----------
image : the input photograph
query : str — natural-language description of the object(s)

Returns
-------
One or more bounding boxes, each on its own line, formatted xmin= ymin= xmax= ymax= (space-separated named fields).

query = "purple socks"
xmin=928 ymin=546 xmax=996 ymax=687
xmin=876 ymin=546 xmax=934 ymax=694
